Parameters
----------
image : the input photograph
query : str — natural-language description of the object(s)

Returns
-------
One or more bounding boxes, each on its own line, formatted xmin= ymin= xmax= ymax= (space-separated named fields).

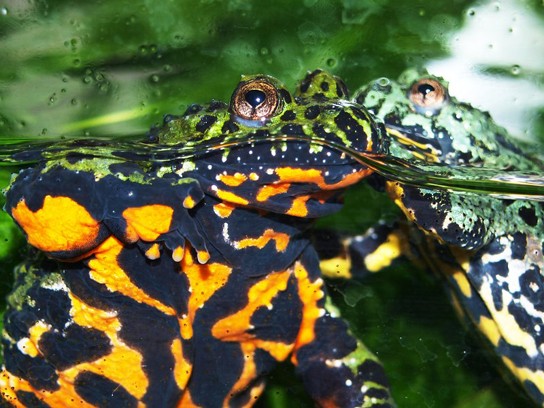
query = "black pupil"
xmin=417 ymin=83 xmax=435 ymax=96
xmin=245 ymin=89 xmax=266 ymax=108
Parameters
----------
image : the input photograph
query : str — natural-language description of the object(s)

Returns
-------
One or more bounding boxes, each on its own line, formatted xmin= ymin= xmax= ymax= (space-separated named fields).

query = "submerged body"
xmin=322 ymin=70 xmax=544 ymax=405
xmin=0 ymin=71 xmax=393 ymax=407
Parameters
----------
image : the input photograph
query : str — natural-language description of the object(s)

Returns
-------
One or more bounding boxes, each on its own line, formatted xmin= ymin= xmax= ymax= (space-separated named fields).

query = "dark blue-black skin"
xmin=0 ymin=70 xmax=394 ymax=407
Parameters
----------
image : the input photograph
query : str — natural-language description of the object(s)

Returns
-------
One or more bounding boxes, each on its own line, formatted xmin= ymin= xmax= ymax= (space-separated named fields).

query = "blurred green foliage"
xmin=0 ymin=0 xmax=542 ymax=406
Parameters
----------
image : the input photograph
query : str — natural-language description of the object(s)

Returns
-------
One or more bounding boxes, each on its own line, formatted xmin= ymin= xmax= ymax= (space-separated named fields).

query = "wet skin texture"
xmin=318 ymin=69 xmax=544 ymax=406
xmin=0 ymin=71 xmax=394 ymax=407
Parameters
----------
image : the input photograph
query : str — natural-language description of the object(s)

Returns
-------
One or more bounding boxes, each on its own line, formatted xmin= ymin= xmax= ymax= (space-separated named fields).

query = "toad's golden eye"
xmin=230 ymin=77 xmax=281 ymax=122
xmin=408 ymin=78 xmax=448 ymax=115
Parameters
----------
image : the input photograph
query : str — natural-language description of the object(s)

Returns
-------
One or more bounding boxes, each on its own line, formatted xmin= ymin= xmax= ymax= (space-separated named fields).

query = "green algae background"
xmin=0 ymin=0 xmax=543 ymax=406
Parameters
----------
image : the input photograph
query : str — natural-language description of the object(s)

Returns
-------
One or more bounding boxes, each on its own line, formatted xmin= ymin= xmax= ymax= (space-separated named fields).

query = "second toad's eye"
xmin=230 ymin=77 xmax=282 ymax=123
xmin=408 ymin=78 xmax=448 ymax=115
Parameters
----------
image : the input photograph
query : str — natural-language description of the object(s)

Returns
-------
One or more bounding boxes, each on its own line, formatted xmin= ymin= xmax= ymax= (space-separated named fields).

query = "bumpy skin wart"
xmin=1 ymin=70 xmax=393 ymax=407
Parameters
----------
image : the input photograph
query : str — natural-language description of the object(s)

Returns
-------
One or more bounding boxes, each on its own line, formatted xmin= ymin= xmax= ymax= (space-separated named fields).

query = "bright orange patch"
xmin=87 ymin=236 xmax=177 ymax=318
xmin=123 ymin=204 xmax=173 ymax=242
xmin=234 ymin=229 xmax=290 ymax=252
xmin=145 ymin=243 xmax=161 ymax=260
xmin=171 ymin=338 xmax=192 ymax=391
xmin=286 ymin=195 xmax=310 ymax=217
xmin=275 ymin=167 xmax=372 ymax=190
xmin=183 ymin=195 xmax=197 ymax=209
xmin=213 ymin=202 xmax=236 ymax=218
xmin=11 ymin=195 xmax=101 ymax=254
xmin=218 ymin=172 xmax=248 ymax=187
xmin=292 ymin=262 xmax=324 ymax=364
xmin=179 ymin=249 xmax=232 ymax=340
xmin=256 ymin=183 xmax=290 ymax=202
xmin=215 ymin=189 xmax=249 ymax=206
xmin=211 ymin=270 xmax=294 ymax=361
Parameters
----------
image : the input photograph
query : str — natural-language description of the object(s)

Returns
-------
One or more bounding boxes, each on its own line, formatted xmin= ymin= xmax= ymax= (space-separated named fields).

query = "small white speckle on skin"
xmin=345 ymin=379 xmax=353 ymax=387
xmin=128 ymin=191 xmax=134 ymax=197
xmin=207 ymin=164 xmax=213 ymax=170
xmin=222 ymin=223 xmax=230 ymax=244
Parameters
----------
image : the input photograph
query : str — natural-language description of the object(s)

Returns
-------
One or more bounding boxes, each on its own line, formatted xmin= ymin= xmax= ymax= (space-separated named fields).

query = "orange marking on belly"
xmin=222 ymin=342 xmax=266 ymax=406
xmin=213 ymin=202 xmax=236 ymax=218
xmin=180 ymin=248 xmax=232 ymax=340
xmin=256 ymin=183 xmax=290 ymax=201
xmin=292 ymin=261 xmax=325 ymax=364
xmin=15 ymin=320 xmax=51 ymax=358
xmin=123 ymin=204 xmax=173 ymax=242
xmin=145 ymin=243 xmax=161 ymax=260
xmin=286 ymin=195 xmax=310 ymax=217
xmin=275 ymin=167 xmax=373 ymax=190
xmin=215 ymin=189 xmax=249 ymax=206
xmin=68 ymin=291 xmax=148 ymax=399
xmin=87 ymin=236 xmax=178 ymax=318
xmin=171 ymin=338 xmax=192 ymax=391
xmin=11 ymin=195 xmax=100 ymax=253
xmin=218 ymin=172 xmax=248 ymax=187
xmin=211 ymin=271 xmax=295 ymax=361
xmin=234 ymin=229 xmax=290 ymax=252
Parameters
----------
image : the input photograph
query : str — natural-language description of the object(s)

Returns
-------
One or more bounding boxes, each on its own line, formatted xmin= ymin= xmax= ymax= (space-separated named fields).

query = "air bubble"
xmin=326 ymin=58 xmax=336 ymax=68
xmin=150 ymin=74 xmax=160 ymax=83
xmin=511 ymin=65 xmax=521 ymax=75
xmin=1 ymin=7 xmax=7 ymax=16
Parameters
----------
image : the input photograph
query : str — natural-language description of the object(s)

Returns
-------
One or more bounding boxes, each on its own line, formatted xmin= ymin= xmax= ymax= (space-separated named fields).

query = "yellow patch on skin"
xmin=286 ymin=195 xmax=310 ymax=217
xmin=256 ymin=183 xmax=290 ymax=202
xmin=0 ymin=296 xmax=148 ymax=404
xmin=319 ymin=257 xmax=352 ymax=279
xmin=16 ymin=321 xmax=51 ymax=358
xmin=68 ymin=290 xmax=148 ymax=399
xmin=215 ymin=189 xmax=250 ymax=206
xmin=502 ymin=356 xmax=544 ymax=398
xmin=11 ymin=196 xmax=100 ymax=253
xmin=222 ymin=342 xmax=267 ymax=407
xmin=87 ymin=236 xmax=178 ymax=318
xmin=212 ymin=270 xmax=294 ymax=361
xmin=234 ymin=229 xmax=290 ymax=252
xmin=387 ymin=127 xmax=440 ymax=163
xmin=172 ymin=246 xmax=185 ymax=262
xmin=218 ymin=172 xmax=248 ymax=187
xmin=183 ymin=195 xmax=197 ymax=209
xmin=171 ymin=338 xmax=192 ymax=391
xmin=123 ymin=204 xmax=173 ymax=242
xmin=292 ymin=261 xmax=324 ymax=364
xmin=180 ymin=249 xmax=232 ymax=340
xmin=213 ymin=202 xmax=236 ymax=218
xmin=364 ymin=231 xmax=403 ymax=272
xmin=0 ymin=371 xmax=96 ymax=408
xmin=385 ymin=181 xmax=417 ymax=223
xmin=477 ymin=315 xmax=502 ymax=347
xmin=145 ymin=243 xmax=161 ymax=260
xmin=178 ymin=389 xmax=200 ymax=408
xmin=479 ymin=282 xmax=538 ymax=356
xmin=275 ymin=167 xmax=373 ymax=190
xmin=69 ymin=292 xmax=121 ymax=335
xmin=451 ymin=270 xmax=472 ymax=299
xmin=225 ymin=342 xmax=257 ymax=401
